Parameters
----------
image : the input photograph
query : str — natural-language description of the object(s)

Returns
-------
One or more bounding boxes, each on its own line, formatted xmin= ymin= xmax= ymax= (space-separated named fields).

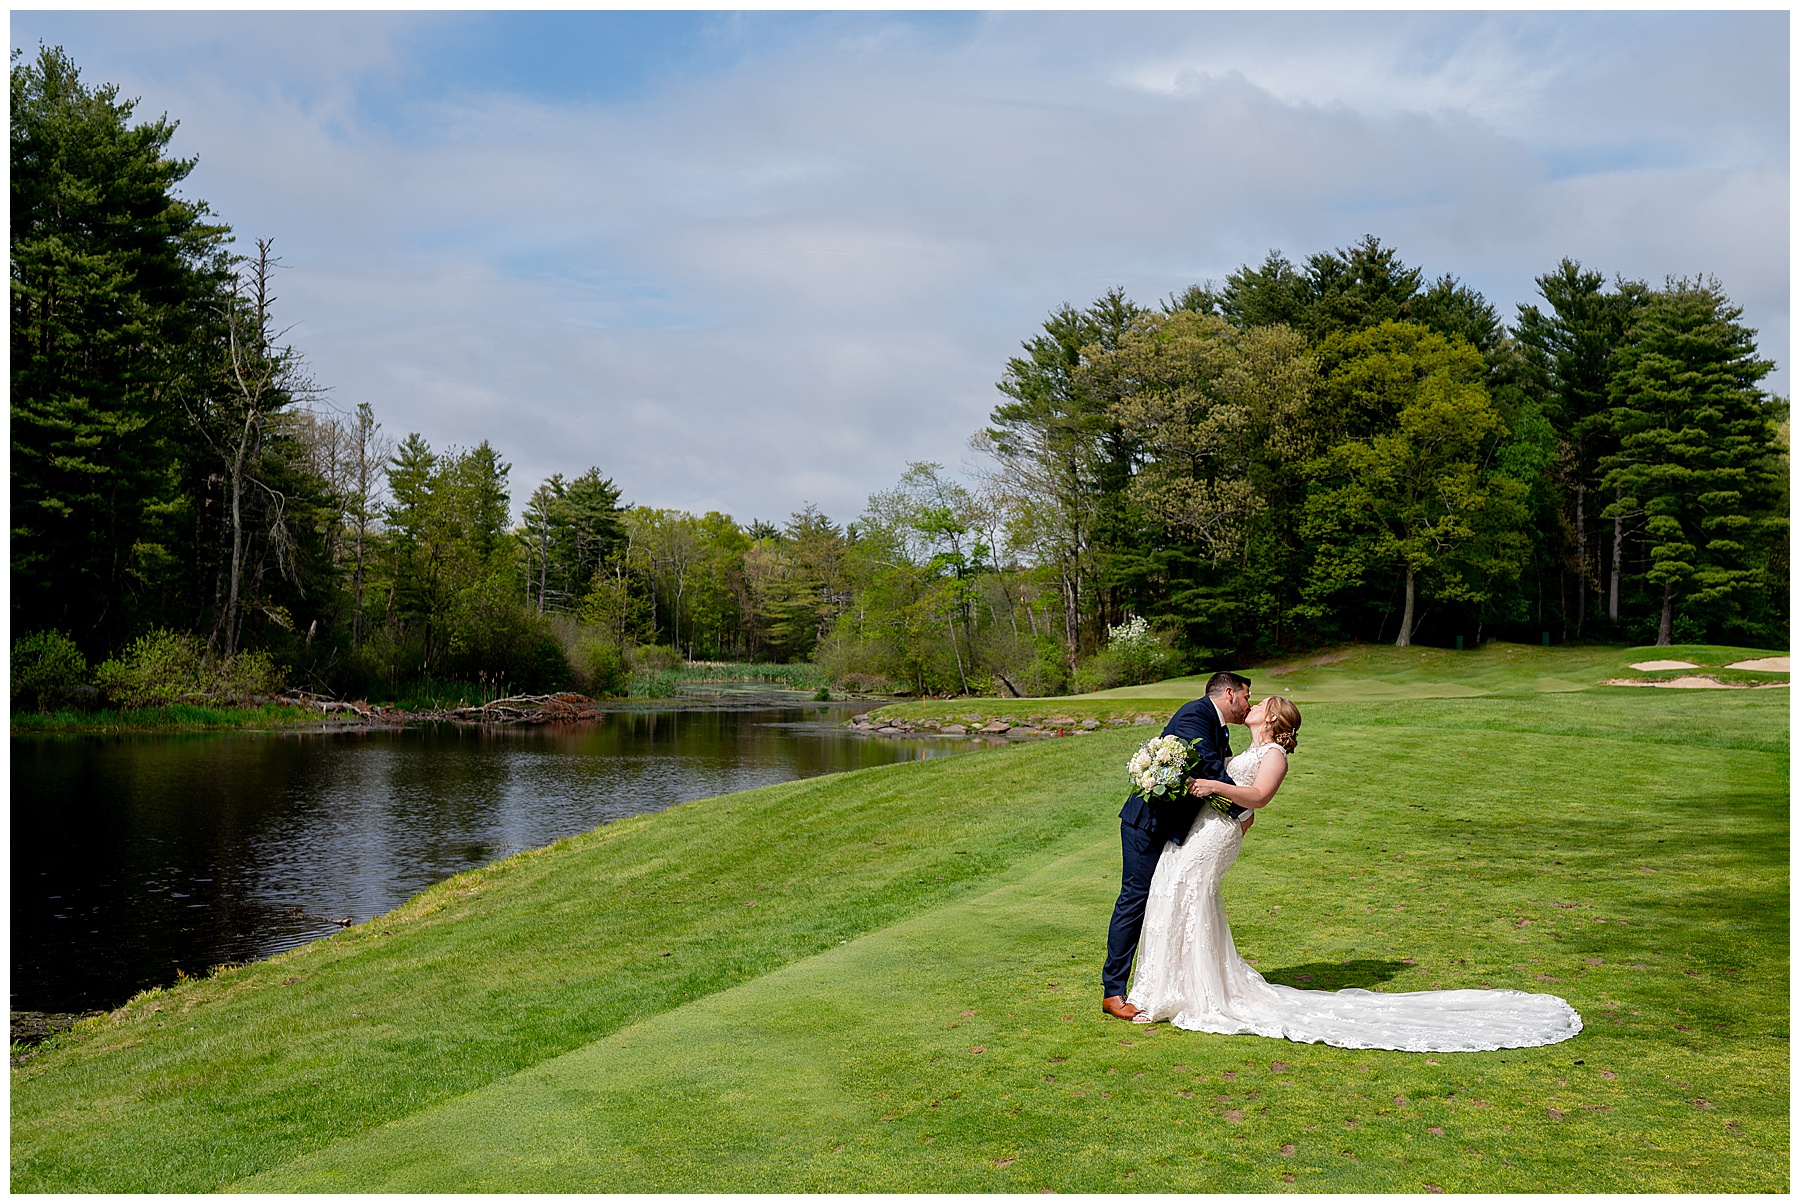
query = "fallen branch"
xmin=428 ymin=692 xmax=607 ymax=726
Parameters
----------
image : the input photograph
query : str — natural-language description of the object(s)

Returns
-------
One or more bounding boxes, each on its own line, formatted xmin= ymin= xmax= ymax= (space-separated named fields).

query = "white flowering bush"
xmin=1106 ymin=615 xmax=1168 ymax=687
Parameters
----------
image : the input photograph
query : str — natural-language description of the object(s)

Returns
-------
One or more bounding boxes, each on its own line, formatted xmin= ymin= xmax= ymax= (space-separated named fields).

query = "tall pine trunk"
xmin=1394 ymin=562 xmax=1416 ymax=647
xmin=1620 ymin=489 xmax=1634 ymax=626
xmin=1574 ymin=487 xmax=1586 ymax=634
xmin=1656 ymin=580 xmax=1674 ymax=646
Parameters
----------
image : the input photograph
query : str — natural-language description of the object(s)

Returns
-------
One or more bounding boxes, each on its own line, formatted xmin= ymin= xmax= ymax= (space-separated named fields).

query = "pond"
xmin=12 ymin=701 xmax=968 ymax=1014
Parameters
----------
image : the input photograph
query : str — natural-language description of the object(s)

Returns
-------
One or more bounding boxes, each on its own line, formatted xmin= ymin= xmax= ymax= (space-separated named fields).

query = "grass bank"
xmin=10 ymin=701 xmax=343 ymax=735
xmin=11 ymin=687 xmax=1786 ymax=1191
xmin=862 ymin=641 xmax=1788 ymax=726
xmin=1092 ymin=640 xmax=1789 ymax=702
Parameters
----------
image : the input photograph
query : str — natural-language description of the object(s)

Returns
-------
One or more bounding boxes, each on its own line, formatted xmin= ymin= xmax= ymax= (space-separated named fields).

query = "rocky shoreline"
xmin=846 ymin=710 xmax=1164 ymax=740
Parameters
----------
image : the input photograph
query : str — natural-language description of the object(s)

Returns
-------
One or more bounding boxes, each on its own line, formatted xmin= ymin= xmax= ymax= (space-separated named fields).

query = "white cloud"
xmin=12 ymin=11 xmax=1788 ymax=525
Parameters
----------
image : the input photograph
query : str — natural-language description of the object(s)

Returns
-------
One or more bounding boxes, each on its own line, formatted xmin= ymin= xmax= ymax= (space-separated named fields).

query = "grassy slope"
xmin=1086 ymin=641 xmax=1790 ymax=702
xmin=12 ymin=688 xmax=1788 ymax=1192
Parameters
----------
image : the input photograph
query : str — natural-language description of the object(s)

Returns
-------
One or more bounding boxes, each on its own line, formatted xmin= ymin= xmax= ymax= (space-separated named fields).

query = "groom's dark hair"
xmin=1205 ymin=671 xmax=1251 ymax=697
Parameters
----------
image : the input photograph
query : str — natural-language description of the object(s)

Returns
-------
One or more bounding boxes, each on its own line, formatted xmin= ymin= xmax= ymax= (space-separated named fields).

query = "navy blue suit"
xmin=1102 ymin=695 xmax=1241 ymax=997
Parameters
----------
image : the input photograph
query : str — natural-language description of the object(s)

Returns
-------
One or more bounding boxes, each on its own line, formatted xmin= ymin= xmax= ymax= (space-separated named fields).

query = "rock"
xmin=877 ymin=726 xmax=902 ymax=735
xmin=1133 ymin=715 xmax=1158 ymax=725
xmin=1080 ymin=719 xmax=1100 ymax=730
xmin=962 ymin=713 xmax=984 ymax=723
xmin=980 ymin=721 xmax=1011 ymax=734
xmin=1108 ymin=718 xmax=1129 ymax=726
xmin=1046 ymin=716 xmax=1078 ymax=728
xmin=852 ymin=713 xmax=872 ymax=724
xmin=941 ymin=724 xmax=967 ymax=735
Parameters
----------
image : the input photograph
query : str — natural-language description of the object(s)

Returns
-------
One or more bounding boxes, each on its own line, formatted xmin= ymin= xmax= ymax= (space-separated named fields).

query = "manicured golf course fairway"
xmin=11 ymin=649 xmax=1788 ymax=1192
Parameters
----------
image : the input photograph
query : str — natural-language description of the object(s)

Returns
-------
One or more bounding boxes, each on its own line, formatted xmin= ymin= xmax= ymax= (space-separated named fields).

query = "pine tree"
xmin=1512 ymin=260 xmax=1649 ymax=629
xmin=1600 ymin=279 xmax=1779 ymax=644
xmin=10 ymin=45 xmax=230 ymax=649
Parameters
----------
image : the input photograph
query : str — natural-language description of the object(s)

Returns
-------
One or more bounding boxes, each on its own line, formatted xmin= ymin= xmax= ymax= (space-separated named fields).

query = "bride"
xmin=1126 ymin=696 xmax=1581 ymax=1052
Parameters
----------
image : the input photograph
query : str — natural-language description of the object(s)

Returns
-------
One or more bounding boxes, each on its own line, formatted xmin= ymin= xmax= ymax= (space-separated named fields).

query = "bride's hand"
xmin=1187 ymin=778 xmax=1216 ymax=798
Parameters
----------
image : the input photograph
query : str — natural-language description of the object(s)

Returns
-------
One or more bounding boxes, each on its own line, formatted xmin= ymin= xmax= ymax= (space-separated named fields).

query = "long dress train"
xmin=1126 ymin=743 xmax=1581 ymax=1052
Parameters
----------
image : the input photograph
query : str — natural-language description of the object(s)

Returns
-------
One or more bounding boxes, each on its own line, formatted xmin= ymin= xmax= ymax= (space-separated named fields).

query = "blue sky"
xmin=11 ymin=10 xmax=1788 ymax=524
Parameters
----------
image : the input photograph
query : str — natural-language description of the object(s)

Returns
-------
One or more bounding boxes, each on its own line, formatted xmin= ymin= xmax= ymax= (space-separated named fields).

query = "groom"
xmin=1101 ymin=670 xmax=1252 ymax=1021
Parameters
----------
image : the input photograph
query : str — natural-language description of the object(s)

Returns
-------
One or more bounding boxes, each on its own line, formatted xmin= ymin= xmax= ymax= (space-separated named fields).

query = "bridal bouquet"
xmin=1127 ymin=734 xmax=1234 ymax=817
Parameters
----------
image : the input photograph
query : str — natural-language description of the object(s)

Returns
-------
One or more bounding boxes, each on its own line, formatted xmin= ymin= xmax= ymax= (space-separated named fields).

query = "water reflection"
xmin=12 ymin=704 xmax=963 ymax=1012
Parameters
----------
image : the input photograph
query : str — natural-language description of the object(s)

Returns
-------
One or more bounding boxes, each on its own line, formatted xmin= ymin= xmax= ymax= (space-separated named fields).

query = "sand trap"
xmin=1607 ymin=675 xmax=1736 ymax=690
xmin=1629 ymin=659 xmax=1699 ymax=671
xmin=1727 ymin=657 xmax=1789 ymax=672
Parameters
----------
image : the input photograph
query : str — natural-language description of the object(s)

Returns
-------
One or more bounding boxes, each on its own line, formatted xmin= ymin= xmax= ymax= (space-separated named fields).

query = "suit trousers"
xmin=1102 ymin=820 xmax=1167 ymax=997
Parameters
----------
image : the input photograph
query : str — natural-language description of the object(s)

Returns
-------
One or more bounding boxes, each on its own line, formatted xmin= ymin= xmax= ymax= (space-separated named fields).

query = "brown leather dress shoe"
xmin=1101 ymin=995 xmax=1141 ymax=1021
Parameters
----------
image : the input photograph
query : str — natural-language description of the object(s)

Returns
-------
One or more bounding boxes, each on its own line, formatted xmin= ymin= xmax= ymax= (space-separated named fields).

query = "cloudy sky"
xmin=13 ymin=10 xmax=1788 ymax=525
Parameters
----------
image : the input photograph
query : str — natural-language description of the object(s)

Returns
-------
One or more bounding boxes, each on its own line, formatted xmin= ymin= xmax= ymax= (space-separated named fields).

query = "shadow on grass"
xmin=1259 ymin=959 xmax=1408 ymax=991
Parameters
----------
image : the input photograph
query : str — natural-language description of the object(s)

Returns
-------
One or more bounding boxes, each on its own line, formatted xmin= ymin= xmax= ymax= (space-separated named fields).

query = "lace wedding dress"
xmin=1126 ymin=742 xmax=1582 ymax=1051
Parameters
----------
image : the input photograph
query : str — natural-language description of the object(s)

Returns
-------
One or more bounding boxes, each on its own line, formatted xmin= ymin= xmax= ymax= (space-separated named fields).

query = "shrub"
xmin=835 ymin=671 xmax=895 ymax=695
xmin=572 ymin=639 xmax=630 ymax=698
xmin=92 ymin=630 xmax=288 ymax=708
xmin=1017 ymin=637 xmax=1071 ymax=696
xmin=215 ymin=648 xmax=286 ymax=697
xmin=628 ymin=644 xmax=682 ymax=674
xmin=1106 ymin=615 xmax=1170 ymax=686
xmin=12 ymin=630 xmax=88 ymax=712
xmin=93 ymin=630 xmax=206 ymax=708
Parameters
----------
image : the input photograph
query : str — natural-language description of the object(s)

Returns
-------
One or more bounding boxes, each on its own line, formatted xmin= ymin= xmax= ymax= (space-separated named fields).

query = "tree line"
xmin=11 ymin=47 xmax=1788 ymax=708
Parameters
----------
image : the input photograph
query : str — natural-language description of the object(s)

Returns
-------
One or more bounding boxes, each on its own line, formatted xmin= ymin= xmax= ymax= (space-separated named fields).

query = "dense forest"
xmin=11 ymin=47 xmax=1790 ymax=708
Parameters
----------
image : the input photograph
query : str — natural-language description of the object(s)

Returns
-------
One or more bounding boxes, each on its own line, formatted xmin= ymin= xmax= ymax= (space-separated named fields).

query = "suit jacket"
xmin=1118 ymin=695 xmax=1243 ymax=844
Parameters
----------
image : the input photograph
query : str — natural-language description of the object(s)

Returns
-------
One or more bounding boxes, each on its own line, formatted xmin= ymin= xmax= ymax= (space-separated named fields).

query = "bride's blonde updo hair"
xmin=1263 ymin=696 xmax=1301 ymax=754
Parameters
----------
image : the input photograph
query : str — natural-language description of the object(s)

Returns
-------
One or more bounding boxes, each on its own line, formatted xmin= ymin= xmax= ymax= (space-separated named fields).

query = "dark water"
xmin=12 ymin=703 xmax=966 ymax=1013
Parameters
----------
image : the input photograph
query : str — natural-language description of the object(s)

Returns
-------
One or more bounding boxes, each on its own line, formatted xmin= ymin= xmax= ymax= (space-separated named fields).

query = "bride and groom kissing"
xmin=1097 ymin=671 xmax=1583 ymax=1052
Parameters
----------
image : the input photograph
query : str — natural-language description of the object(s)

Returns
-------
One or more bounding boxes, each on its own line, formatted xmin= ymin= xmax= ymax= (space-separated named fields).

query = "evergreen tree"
xmin=1411 ymin=273 xmax=1503 ymax=360
xmin=1512 ymin=260 xmax=1650 ymax=630
xmin=1600 ymin=279 xmax=1781 ymax=645
xmin=10 ymin=44 xmax=230 ymax=649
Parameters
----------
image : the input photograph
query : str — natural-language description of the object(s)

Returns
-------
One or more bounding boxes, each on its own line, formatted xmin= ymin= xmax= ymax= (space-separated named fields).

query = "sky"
xmin=11 ymin=10 xmax=1789 ymax=526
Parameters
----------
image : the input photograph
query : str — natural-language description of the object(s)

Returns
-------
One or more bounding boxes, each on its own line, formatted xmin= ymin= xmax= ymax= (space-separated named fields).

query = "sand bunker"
xmin=1606 ymin=675 xmax=1789 ymax=690
xmin=1726 ymin=657 xmax=1790 ymax=672
xmin=1629 ymin=659 xmax=1699 ymax=671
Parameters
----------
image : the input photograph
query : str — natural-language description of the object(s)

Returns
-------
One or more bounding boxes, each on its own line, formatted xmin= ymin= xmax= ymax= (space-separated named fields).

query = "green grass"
xmin=863 ymin=641 xmax=1788 ymax=726
xmin=9 ymin=701 xmax=339 ymax=735
xmin=10 ymin=686 xmax=1787 ymax=1192
xmin=1087 ymin=640 xmax=1788 ymax=702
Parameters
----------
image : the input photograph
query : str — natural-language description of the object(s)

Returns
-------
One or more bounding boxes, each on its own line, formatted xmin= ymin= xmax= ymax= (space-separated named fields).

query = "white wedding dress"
xmin=1126 ymin=742 xmax=1582 ymax=1052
